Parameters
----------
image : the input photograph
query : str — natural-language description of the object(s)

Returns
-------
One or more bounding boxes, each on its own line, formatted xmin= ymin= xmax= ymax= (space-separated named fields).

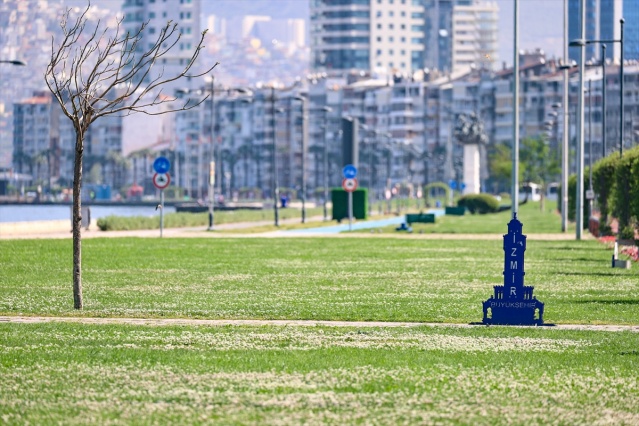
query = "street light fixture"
xmin=569 ymin=17 xmax=624 ymax=158
xmin=0 ymin=60 xmax=26 ymax=66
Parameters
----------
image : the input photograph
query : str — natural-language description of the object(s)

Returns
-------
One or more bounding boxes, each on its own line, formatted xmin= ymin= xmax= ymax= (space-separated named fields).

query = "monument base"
xmin=482 ymin=286 xmax=545 ymax=326
xmin=482 ymin=301 xmax=543 ymax=325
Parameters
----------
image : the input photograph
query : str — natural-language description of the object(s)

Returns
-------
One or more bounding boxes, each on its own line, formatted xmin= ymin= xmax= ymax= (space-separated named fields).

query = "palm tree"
xmin=106 ymin=150 xmax=131 ymax=191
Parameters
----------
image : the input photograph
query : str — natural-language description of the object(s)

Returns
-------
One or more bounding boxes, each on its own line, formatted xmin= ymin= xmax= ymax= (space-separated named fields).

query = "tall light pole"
xmin=619 ymin=18 xmax=625 ymax=158
xmin=511 ymin=0 xmax=520 ymax=216
xmin=569 ymin=17 xmax=624 ymax=240
xmin=321 ymin=106 xmax=332 ymax=221
xmin=270 ymin=87 xmax=280 ymax=227
xmin=2 ymin=59 xmax=26 ymax=198
xmin=265 ymin=82 xmax=301 ymax=227
xmin=575 ymin=0 xmax=586 ymax=240
xmin=562 ymin=0 xmax=569 ymax=232
xmin=207 ymin=75 xmax=216 ymax=231
xmin=588 ymin=79 xmax=594 ymax=221
xmin=293 ymin=95 xmax=308 ymax=223
xmin=601 ymin=44 xmax=607 ymax=157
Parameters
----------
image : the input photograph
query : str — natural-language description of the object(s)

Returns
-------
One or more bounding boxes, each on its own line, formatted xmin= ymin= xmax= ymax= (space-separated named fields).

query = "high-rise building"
xmin=310 ymin=0 xmax=497 ymax=76
xmin=569 ymin=0 xmax=637 ymax=62
xmin=121 ymin=0 xmax=202 ymax=85
xmin=424 ymin=0 xmax=498 ymax=73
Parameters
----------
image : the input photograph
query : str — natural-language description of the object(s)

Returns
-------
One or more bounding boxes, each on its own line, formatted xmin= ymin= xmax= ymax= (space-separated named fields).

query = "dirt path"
xmin=0 ymin=315 xmax=636 ymax=332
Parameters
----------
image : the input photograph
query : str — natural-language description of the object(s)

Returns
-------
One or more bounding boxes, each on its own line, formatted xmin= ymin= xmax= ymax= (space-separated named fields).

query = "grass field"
xmin=0 ymin=237 xmax=636 ymax=323
xmin=2 ymin=322 xmax=639 ymax=424
xmin=2 ymin=212 xmax=638 ymax=424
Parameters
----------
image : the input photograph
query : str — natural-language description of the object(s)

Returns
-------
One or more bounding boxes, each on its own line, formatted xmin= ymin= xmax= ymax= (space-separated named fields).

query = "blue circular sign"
xmin=342 ymin=164 xmax=357 ymax=179
xmin=153 ymin=156 xmax=171 ymax=174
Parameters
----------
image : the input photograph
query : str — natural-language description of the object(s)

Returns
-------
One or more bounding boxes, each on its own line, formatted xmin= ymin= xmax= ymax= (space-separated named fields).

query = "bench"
xmin=406 ymin=213 xmax=435 ymax=224
xmin=445 ymin=206 xmax=465 ymax=216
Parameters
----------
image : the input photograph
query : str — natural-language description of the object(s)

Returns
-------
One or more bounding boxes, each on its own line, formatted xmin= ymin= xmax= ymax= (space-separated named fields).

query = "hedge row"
xmin=457 ymin=193 xmax=500 ymax=214
xmin=568 ymin=145 xmax=639 ymax=238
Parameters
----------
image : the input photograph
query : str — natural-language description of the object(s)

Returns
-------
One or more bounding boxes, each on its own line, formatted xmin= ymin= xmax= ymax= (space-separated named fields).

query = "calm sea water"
xmin=0 ymin=205 xmax=176 ymax=223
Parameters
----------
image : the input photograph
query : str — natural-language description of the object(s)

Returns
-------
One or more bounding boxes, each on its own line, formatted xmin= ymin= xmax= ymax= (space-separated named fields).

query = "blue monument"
xmin=482 ymin=214 xmax=545 ymax=325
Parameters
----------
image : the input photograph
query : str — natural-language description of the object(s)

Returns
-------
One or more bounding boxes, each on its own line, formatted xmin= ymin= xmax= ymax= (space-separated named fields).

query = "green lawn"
xmin=367 ymin=200 xmax=575 ymax=234
xmin=1 ymin=233 xmax=638 ymax=424
xmin=1 ymin=322 xmax=638 ymax=424
xmin=1 ymin=237 xmax=635 ymax=324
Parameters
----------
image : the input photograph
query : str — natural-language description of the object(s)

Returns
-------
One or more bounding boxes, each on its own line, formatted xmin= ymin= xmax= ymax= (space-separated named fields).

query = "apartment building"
xmin=12 ymin=92 xmax=59 ymax=184
xmin=310 ymin=0 xmax=498 ymax=77
xmin=569 ymin=0 xmax=637 ymax=63
xmin=121 ymin=0 xmax=202 ymax=87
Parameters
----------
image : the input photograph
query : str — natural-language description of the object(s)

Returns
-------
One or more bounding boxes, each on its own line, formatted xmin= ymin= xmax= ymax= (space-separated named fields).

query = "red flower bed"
xmin=598 ymin=236 xmax=638 ymax=262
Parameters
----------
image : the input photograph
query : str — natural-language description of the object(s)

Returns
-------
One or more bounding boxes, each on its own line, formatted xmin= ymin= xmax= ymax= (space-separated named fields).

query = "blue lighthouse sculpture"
xmin=482 ymin=214 xmax=545 ymax=325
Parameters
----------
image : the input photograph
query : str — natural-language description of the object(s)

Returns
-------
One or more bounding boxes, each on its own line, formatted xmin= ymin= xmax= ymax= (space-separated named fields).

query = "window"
xmin=149 ymin=12 xmax=155 ymax=18
xmin=389 ymin=24 xmax=394 ymax=29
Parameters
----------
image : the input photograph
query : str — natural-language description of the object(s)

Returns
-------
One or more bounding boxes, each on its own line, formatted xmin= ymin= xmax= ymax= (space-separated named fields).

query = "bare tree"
xmin=45 ymin=4 xmax=217 ymax=309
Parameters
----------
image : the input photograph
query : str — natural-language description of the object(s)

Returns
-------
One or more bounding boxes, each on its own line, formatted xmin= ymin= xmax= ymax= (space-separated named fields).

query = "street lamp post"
xmin=270 ymin=87 xmax=280 ymax=227
xmin=588 ymin=79 xmax=594 ymax=221
xmin=266 ymin=83 xmax=301 ymax=227
xmin=511 ymin=0 xmax=520 ymax=217
xmin=601 ymin=44 xmax=607 ymax=157
xmin=207 ymin=75 xmax=216 ymax=231
xmin=569 ymin=17 xmax=624 ymax=246
xmin=292 ymin=95 xmax=308 ymax=223
xmin=321 ymin=106 xmax=332 ymax=221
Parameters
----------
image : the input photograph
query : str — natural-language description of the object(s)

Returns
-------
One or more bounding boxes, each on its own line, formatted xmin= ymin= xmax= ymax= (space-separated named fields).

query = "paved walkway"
xmin=1 ymin=214 xmax=586 ymax=240
xmin=0 ymin=315 xmax=635 ymax=332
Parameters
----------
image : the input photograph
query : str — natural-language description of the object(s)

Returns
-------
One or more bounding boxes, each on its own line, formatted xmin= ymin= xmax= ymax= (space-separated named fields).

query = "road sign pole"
xmin=348 ymin=191 xmax=353 ymax=231
xmin=160 ymin=190 xmax=164 ymax=238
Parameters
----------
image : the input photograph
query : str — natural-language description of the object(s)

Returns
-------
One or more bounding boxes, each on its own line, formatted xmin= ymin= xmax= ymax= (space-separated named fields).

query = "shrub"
xmin=612 ymin=146 xmax=639 ymax=234
xmin=592 ymin=153 xmax=619 ymax=226
xmin=566 ymin=173 xmax=588 ymax=227
xmin=457 ymin=193 xmax=500 ymax=214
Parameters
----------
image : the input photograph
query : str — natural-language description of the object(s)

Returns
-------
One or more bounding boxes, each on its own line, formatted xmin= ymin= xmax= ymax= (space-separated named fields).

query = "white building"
xmin=121 ymin=0 xmax=202 ymax=88
xmin=310 ymin=0 xmax=498 ymax=77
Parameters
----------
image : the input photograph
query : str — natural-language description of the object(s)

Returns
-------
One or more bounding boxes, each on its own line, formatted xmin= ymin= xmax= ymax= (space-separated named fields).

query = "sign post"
xmin=342 ymin=164 xmax=358 ymax=231
xmin=153 ymin=156 xmax=171 ymax=238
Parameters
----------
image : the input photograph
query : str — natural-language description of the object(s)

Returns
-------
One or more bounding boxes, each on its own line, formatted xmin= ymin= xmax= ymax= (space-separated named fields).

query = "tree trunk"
xmin=72 ymin=130 xmax=84 ymax=309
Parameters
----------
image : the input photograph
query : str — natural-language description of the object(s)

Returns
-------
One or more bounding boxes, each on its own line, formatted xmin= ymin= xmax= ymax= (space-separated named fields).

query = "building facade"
xmin=310 ymin=0 xmax=498 ymax=77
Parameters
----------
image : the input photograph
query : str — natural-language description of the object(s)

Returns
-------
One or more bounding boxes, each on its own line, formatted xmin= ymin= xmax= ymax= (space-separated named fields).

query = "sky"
xmin=80 ymin=0 xmax=567 ymax=67
xmin=495 ymin=0 xmax=565 ymax=65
